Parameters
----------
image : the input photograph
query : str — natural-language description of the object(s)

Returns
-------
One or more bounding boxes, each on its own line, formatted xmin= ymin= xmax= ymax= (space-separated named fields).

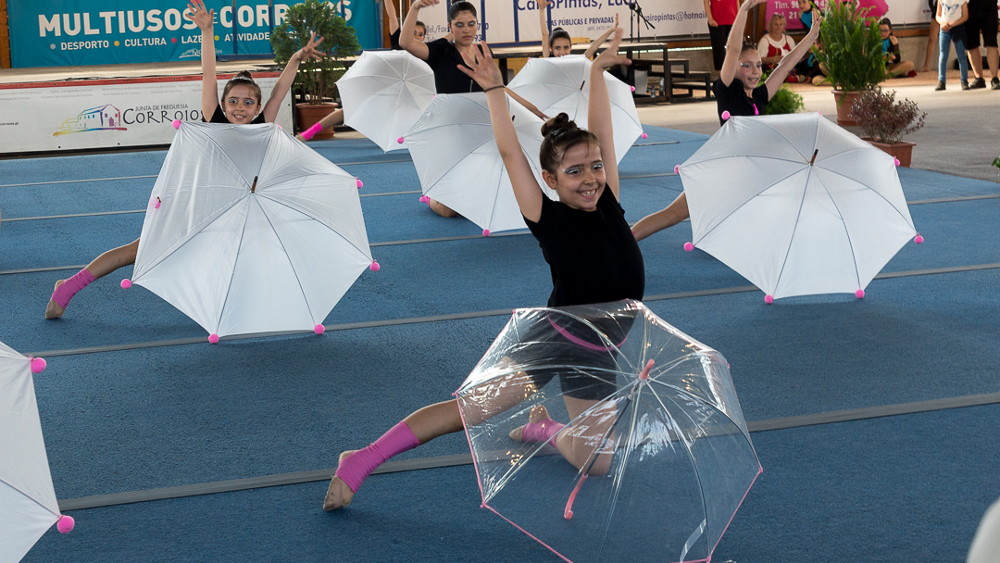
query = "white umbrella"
xmin=679 ymin=112 xmax=922 ymax=302
xmin=404 ymin=92 xmax=557 ymax=235
xmin=336 ymin=50 xmax=436 ymax=152
xmin=0 ymin=342 xmax=74 ymax=562
xmin=126 ymin=121 xmax=377 ymax=341
xmin=506 ymin=55 xmax=644 ymax=163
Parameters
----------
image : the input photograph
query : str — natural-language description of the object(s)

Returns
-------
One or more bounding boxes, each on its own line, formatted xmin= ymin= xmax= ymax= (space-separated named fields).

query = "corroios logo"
xmin=54 ymin=103 xmax=203 ymax=136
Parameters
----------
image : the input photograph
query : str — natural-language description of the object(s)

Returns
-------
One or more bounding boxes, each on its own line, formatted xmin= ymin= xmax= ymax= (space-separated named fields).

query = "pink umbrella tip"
xmin=630 ymin=85 xmax=636 ymax=92
xmin=120 ymin=279 xmax=132 ymax=289
xmin=419 ymin=195 xmax=430 ymax=204
xmin=674 ymin=165 xmax=680 ymax=174
xmin=893 ymin=158 xmax=901 ymax=166
xmin=356 ymin=178 xmax=363 ymax=189
xmin=57 ymin=515 xmax=75 ymax=533
xmin=369 ymin=260 xmax=381 ymax=272
xmin=855 ymin=289 xmax=865 ymax=299
xmin=683 ymin=242 xmax=694 ymax=252
xmin=154 ymin=197 xmax=161 ymax=209
xmin=314 ymin=324 xmax=326 ymax=335
xmin=641 ymin=132 xmax=648 ymax=138
xmin=721 ymin=111 xmax=731 ymax=121
xmin=30 ymin=357 xmax=47 ymax=374
xmin=171 ymin=120 xmax=181 ymax=129
xmin=482 ymin=229 xmax=491 ymax=237
xmin=764 ymin=295 xmax=774 ymax=304
xmin=397 ymin=136 xmax=405 ymax=144
xmin=208 ymin=334 xmax=220 ymax=344
xmin=914 ymin=234 xmax=924 ymax=244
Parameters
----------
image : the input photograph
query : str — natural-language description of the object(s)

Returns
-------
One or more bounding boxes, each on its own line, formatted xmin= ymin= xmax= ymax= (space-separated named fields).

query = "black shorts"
xmin=966 ymin=5 xmax=999 ymax=49
xmin=510 ymin=307 xmax=636 ymax=401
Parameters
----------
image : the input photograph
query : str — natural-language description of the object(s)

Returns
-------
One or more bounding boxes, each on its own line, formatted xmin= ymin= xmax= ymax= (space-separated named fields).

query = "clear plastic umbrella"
xmin=404 ymin=92 xmax=557 ymax=235
xmin=126 ymin=121 xmax=377 ymax=341
xmin=679 ymin=112 xmax=922 ymax=303
xmin=506 ymin=55 xmax=644 ymax=163
xmin=0 ymin=341 xmax=74 ymax=561
xmin=455 ymin=300 xmax=761 ymax=563
xmin=336 ymin=50 xmax=436 ymax=152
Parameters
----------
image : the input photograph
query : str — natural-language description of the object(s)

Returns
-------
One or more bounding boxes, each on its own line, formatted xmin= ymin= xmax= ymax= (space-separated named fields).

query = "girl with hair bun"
xmin=43 ymin=0 xmax=323 ymax=320
xmin=322 ymin=28 xmax=644 ymax=512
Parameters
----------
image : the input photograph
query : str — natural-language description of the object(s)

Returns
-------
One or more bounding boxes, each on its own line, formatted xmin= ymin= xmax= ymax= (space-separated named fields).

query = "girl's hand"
xmin=186 ymin=0 xmax=214 ymax=31
xmin=592 ymin=27 xmax=629 ymax=71
xmin=296 ymin=31 xmax=324 ymax=63
xmin=412 ymin=0 xmax=438 ymax=9
xmin=457 ymin=41 xmax=505 ymax=90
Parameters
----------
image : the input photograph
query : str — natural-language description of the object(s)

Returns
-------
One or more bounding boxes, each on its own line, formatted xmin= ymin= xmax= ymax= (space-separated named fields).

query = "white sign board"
xmin=0 ymin=74 xmax=292 ymax=154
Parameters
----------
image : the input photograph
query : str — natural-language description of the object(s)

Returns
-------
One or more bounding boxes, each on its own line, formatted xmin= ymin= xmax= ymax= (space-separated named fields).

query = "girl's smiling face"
xmin=222 ymin=84 xmax=261 ymax=124
xmin=544 ymin=141 xmax=606 ymax=211
xmin=737 ymin=50 xmax=764 ymax=92
xmin=552 ymin=37 xmax=572 ymax=56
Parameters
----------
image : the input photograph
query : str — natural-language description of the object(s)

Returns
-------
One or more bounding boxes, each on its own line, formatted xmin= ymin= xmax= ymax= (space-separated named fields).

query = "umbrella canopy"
xmin=506 ymin=55 xmax=644 ymax=163
xmin=455 ymin=300 xmax=761 ymax=563
xmin=129 ymin=121 xmax=376 ymax=340
xmin=679 ymin=112 xmax=920 ymax=302
xmin=0 ymin=342 xmax=73 ymax=561
xmin=405 ymin=92 xmax=557 ymax=235
xmin=336 ymin=50 xmax=436 ymax=152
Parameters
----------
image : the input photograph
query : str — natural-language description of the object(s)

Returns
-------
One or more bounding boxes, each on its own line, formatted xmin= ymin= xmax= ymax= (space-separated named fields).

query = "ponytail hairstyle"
xmin=222 ymin=71 xmax=262 ymax=105
xmin=448 ymin=1 xmax=477 ymax=21
xmin=550 ymin=27 xmax=571 ymax=48
xmin=539 ymin=113 xmax=599 ymax=175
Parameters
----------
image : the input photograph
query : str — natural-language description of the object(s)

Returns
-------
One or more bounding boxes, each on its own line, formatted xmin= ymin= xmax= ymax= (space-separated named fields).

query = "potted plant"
xmin=850 ymin=87 xmax=926 ymax=167
xmin=271 ymin=0 xmax=360 ymax=138
xmin=811 ymin=0 xmax=886 ymax=125
xmin=763 ymin=86 xmax=806 ymax=115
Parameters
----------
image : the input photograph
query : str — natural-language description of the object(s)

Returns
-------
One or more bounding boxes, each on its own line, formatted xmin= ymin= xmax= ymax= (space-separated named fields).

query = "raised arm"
xmin=763 ymin=15 xmax=819 ymax=98
xmin=587 ymin=28 xmax=629 ymax=201
xmin=458 ymin=43 xmax=546 ymax=222
xmin=539 ymin=0 xmax=551 ymax=57
xmin=720 ymin=0 xmax=764 ymax=86
xmin=262 ymin=32 xmax=323 ymax=122
xmin=401 ymin=0 xmax=435 ymax=60
xmin=187 ymin=0 xmax=219 ymax=120
xmin=384 ymin=0 xmax=400 ymax=36
xmin=584 ymin=13 xmax=619 ymax=60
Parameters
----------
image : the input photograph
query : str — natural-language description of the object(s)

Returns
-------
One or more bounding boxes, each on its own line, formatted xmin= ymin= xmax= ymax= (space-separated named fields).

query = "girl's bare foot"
xmin=508 ymin=404 xmax=553 ymax=441
xmin=323 ymin=450 xmax=356 ymax=510
xmin=44 ymin=280 xmax=67 ymax=319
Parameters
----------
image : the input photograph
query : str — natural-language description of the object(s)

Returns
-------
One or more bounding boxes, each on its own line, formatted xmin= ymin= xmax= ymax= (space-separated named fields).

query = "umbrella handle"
xmin=564 ymin=473 xmax=589 ymax=520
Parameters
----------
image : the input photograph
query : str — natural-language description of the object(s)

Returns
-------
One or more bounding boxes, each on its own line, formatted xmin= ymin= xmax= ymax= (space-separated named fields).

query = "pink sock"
xmin=521 ymin=418 xmax=565 ymax=447
xmin=301 ymin=122 xmax=324 ymax=140
xmin=51 ymin=269 xmax=96 ymax=308
xmin=335 ymin=421 xmax=420 ymax=493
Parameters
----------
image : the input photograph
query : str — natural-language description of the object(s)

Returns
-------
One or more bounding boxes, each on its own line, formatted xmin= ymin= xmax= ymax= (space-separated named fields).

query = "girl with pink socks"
xmin=324 ymin=29 xmax=645 ymax=511
xmin=45 ymin=0 xmax=321 ymax=319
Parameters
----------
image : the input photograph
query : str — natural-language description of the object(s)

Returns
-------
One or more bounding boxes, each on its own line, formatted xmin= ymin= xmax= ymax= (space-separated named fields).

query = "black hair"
xmin=449 ymin=1 xmax=477 ymax=20
xmin=539 ymin=113 xmax=599 ymax=175
xmin=550 ymin=27 xmax=572 ymax=47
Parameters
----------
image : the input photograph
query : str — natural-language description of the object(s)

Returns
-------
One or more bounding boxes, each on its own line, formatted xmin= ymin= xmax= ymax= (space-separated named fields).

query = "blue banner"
xmin=8 ymin=1 xmax=378 ymax=68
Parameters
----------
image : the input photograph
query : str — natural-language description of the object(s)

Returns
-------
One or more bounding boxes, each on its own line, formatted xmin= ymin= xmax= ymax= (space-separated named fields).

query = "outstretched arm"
xmin=401 ymin=0 xmax=435 ymax=60
xmin=583 ymin=13 xmax=619 ymax=60
xmin=383 ymin=0 xmax=400 ymax=36
xmin=187 ymin=0 xmax=219 ymax=120
xmin=764 ymin=16 xmax=819 ymax=98
xmin=458 ymin=43 xmax=545 ymax=222
xmin=263 ymin=32 xmax=323 ymax=122
xmin=539 ymin=1 xmax=551 ymax=58
xmin=588 ymin=27 xmax=629 ymax=201
xmin=720 ymin=0 xmax=764 ymax=86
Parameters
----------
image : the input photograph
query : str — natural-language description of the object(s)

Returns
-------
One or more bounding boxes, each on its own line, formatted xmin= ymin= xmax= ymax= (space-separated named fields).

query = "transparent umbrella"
xmin=455 ymin=300 xmax=761 ymax=563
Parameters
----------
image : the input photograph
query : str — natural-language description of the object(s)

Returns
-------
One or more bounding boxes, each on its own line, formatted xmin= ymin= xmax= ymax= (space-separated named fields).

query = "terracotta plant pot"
xmin=865 ymin=139 xmax=916 ymax=167
xmin=832 ymin=90 xmax=862 ymax=126
xmin=295 ymin=102 xmax=338 ymax=140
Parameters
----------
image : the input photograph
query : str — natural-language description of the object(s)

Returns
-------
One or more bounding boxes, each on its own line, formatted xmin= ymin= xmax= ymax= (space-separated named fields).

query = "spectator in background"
xmin=758 ymin=14 xmax=803 ymax=82
xmin=705 ymin=0 xmax=741 ymax=73
xmin=921 ymin=0 xmax=941 ymax=72
xmin=879 ymin=19 xmax=918 ymax=77
xmin=797 ymin=0 xmax=817 ymax=30
xmin=963 ymin=0 xmax=999 ymax=89
xmin=935 ymin=0 xmax=970 ymax=91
